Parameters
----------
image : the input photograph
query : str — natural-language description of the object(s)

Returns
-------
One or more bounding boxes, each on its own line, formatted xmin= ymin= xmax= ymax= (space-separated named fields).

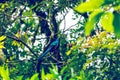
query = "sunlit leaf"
xmin=114 ymin=4 xmax=120 ymax=11
xmin=22 ymin=10 xmax=33 ymax=17
xmin=30 ymin=73 xmax=39 ymax=80
xmin=113 ymin=12 xmax=120 ymax=38
xmin=41 ymin=68 xmax=45 ymax=80
xmin=15 ymin=32 xmax=21 ymax=38
xmin=0 ymin=36 xmax=6 ymax=41
xmin=0 ymin=66 xmax=10 ymax=80
xmin=99 ymin=31 xmax=107 ymax=38
xmin=83 ymin=60 xmax=93 ymax=70
xmin=100 ymin=12 xmax=114 ymax=32
xmin=108 ymin=43 xmax=114 ymax=49
xmin=85 ymin=9 xmax=104 ymax=36
xmin=80 ymin=70 xmax=86 ymax=79
xmin=12 ymin=40 xmax=20 ymax=47
xmin=66 ymin=50 xmax=71 ymax=56
xmin=0 ymin=45 xmax=5 ymax=49
xmin=45 ymin=74 xmax=54 ymax=79
xmin=74 ymin=0 xmax=104 ymax=13
xmin=0 ymin=36 xmax=6 ymax=49
xmin=1 ymin=2 xmax=8 ymax=9
xmin=0 ymin=42 xmax=5 ymax=49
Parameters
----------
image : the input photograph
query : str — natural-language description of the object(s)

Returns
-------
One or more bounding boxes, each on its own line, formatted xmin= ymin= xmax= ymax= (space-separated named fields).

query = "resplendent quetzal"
xmin=37 ymin=38 xmax=59 ymax=74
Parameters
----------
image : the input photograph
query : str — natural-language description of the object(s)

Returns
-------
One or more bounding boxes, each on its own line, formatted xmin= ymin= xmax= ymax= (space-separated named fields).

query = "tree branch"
xmin=5 ymin=34 xmax=38 ymax=58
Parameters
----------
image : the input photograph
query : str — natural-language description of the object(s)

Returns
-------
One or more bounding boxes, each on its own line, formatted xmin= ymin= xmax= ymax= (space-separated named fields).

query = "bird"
xmin=37 ymin=38 xmax=59 ymax=76
xmin=38 ymin=38 xmax=59 ymax=60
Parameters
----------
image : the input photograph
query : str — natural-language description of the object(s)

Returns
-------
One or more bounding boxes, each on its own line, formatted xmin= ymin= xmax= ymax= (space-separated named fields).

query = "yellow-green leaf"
xmin=0 ymin=45 xmax=5 ymax=49
xmin=100 ymin=12 xmax=114 ymax=32
xmin=74 ymin=0 xmax=104 ymax=13
xmin=45 ymin=74 xmax=54 ymax=79
xmin=0 ymin=36 xmax=6 ymax=41
xmin=113 ymin=12 xmax=120 ymax=38
xmin=0 ymin=42 xmax=5 ymax=49
xmin=41 ymin=68 xmax=45 ymax=80
xmin=15 ymin=32 xmax=21 ymax=38
xmin=12 ymin=41 xmax=20 ymax=47
xmin=85 ymin=9 xmax=104 ymax=36
xmin=1 ymin=3 xmax=8 ymax=9
xmin=0 ymin=66 xmax=10 ymax=80
xmin=22 ymin=10 xmax=33 ymax=17
xmin=66 ymin=50 xmax=71 ymax=56
xmin=30 ymin=73 xmax=38 ymax=80
xmin=114 ymin=4 xmax=120 ymax=11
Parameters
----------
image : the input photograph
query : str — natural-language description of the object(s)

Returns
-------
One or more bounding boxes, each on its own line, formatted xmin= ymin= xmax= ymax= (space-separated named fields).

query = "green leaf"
xmin=0 ymin=66 xmax=10 ymax=80
xmin=0 ymin=36 xmax=6 ymax=49
xmin=22 ymin=10 xmax=33 ymax=17
xmin=66 ymin=50 xmax=71 ymax=56
xmin=74 ymin=0 xmax=104 ymax=13
xmin=30 ymin=73 xmax=39 ymax=80
xmin=60 ymin=66 xmax=67 ymax=75
xmin=85 ymin=9 xmax=104 ymax=36
xmin=114 ymin=4 xmax=120 ymax=11
xmin=0 ymin=36 xmax=6 ymax=41
xmin=41 ymin=68 xmax=45 ymax=80
xmin=100 ymin=12 xmax=114 ymax=32
xmin=113 ymin=12 xmax=120 ymax=38
xmin=15 ymin=76 xmax=23 ymax=80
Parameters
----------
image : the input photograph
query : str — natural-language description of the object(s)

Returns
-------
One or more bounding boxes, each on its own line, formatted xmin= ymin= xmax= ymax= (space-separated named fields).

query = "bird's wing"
xmin=38 ymin=38 xmax=59 ymax=60
xmin=50 ymin=38 xmax=59 ymax=46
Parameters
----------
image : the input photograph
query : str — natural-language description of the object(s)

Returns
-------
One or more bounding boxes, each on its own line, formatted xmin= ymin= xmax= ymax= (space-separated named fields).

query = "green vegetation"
xmin=0 ymin=0 xmax=120 ymax=80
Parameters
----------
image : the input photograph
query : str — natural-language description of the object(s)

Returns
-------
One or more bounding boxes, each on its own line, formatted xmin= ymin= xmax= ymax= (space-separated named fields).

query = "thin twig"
xmin=63 ymin=15 xmax=83 ymax=33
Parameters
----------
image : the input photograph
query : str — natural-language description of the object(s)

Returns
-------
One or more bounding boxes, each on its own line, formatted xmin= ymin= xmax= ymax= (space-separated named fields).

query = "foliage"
xmin=0 ymin=65 xmax=39 ymax=80
xmin=0 ymin=0 xmax=120 ymax=80
xmin=75 ymin=0 xmax=120 ymax=38
xmin=0 ymin=66 xmax=10 ymax=80
xmin=68 ymin=31 xmax=120 ymax=80
xmin=40 ymin=32 xmax=120 ymax=80
xmin=0 ymin=36 xmax=6 ymax=49
xmin=0 ymin=36 xmax=6 ymax=65
xmin=41 ymin=63 xmax=90 ymax=80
